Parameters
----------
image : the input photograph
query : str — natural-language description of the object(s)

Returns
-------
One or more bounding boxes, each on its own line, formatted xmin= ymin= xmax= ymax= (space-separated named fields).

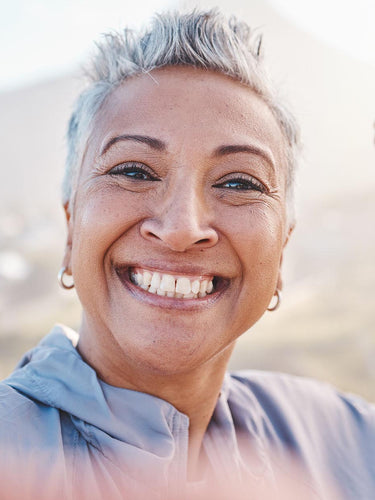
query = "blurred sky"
xmin=0 ymin=0 xmax=175 ymax=91
xmin=1 ymin=0 xmax=374 ymax=92
xmin=268 ymin=0 xmax=375 ymax=65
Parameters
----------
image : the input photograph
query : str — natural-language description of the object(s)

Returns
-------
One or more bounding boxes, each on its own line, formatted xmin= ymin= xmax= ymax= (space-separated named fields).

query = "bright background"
xmin=0 ymin=0 xmax=374 ymax=399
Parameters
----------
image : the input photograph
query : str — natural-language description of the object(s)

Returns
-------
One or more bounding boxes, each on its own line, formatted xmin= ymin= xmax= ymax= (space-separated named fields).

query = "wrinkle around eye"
xmin=108 ymin=161 xmax=161 ymax=181
xmin=212 ymin=171 xmax=269 ymax=193
xmin=215 ymin=190 xmax=266 ymax=206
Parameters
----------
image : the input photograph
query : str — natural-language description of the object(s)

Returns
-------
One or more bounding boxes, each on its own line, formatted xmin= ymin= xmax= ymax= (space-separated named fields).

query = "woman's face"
xmin=64 ymin=67 xmax=290 ymax=378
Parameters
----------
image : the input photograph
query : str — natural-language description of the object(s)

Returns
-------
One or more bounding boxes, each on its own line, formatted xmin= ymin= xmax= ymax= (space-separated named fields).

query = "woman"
xmin=0 ymin=9 xmax=373 ymax=500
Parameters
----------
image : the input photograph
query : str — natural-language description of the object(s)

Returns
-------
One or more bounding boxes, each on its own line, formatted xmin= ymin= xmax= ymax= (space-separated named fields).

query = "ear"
xmin=276 ymin=223 xmax=295 ymax=292
xmin=62 ymin=201 xmax=73 ymax=274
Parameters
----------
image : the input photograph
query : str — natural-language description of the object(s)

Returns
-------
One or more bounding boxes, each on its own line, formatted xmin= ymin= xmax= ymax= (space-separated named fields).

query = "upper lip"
xmin=113 ymin=261 xmax=227 ymax=279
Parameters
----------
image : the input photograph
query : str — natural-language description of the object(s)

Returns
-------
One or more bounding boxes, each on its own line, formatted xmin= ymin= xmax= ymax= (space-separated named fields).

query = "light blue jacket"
xmin=0 ymin=325 xmax=374 ymax=499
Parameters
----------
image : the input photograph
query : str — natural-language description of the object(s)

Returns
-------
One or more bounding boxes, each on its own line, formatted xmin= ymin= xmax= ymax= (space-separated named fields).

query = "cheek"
xmin=225 ymin=209 xmax=284 ymax=334
xmin=220 ymin=204 xmax=285 ymax=265
xmin=70 ymin=189 xmax=144 ymax=280
xmin=69 ymin=190 xmax=140 ymax=318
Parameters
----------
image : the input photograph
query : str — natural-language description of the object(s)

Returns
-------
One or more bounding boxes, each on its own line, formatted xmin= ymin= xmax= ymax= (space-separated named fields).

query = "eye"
xmin=108 ymin=162 xmax=160 ymax=181
xmin=213 ymin=174 xmax=266 ymax=193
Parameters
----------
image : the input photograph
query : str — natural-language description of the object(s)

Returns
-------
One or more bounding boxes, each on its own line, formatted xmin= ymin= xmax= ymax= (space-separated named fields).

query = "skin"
xmin=62 ymin=66 xmax=293 ymax=479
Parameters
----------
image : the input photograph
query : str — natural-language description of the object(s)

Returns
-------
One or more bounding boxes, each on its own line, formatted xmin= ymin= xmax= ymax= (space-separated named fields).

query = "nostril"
xmin=140 ymin=219 xmax=218 ymax=251
xmin=144 ymin=230 xmax=161 ymax=241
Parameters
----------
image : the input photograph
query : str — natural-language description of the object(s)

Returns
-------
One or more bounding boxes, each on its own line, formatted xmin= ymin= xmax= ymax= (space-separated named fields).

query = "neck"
xmin=144 ymin=352 xmax=233 ymax=480
xmin=78 ymin=322 xmax=235 ymax=480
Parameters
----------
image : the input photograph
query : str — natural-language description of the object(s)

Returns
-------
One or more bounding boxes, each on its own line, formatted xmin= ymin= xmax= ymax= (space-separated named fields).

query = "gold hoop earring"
xmin=267 ymin=289 xmax=281 ymax=312
xmin=58 ymin=266 xmax=74 ymax=290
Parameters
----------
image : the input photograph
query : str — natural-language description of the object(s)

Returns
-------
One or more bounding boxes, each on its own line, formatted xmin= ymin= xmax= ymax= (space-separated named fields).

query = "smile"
xmin=128 ymin=267 xmax=215 ymax=299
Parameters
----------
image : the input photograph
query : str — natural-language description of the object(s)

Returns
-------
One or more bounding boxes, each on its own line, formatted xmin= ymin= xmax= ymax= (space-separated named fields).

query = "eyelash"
xmin=213 ymin=175 xmax=266 ymax=193
xmin=109 ymin=163 xmax=266 ymax=193
xmin=109 ymin=162 xmax=160 ymax=181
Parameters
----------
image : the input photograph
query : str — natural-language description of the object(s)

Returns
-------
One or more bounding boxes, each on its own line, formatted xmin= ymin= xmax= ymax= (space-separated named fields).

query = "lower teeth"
xmin=146 ymin=288 xmax=203 ymax=299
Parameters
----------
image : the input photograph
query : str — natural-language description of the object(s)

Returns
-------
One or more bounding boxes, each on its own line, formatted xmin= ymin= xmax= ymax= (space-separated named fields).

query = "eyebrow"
xmin=101 ymin=134 xmax=275 ymax=170
xmin=213 ymin=144 xmax=275 ymax=170
xmin=100 ymin=134 xmax=166 ymax=155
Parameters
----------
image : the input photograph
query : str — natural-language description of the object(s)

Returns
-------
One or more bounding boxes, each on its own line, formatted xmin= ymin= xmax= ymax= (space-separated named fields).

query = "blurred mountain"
xmin=191 ymin=0 xmax=375 ymax=200
xmin=0 ymin=0 xmax=374 ymax=399
xmin=0 ymin=75 xmax=80 ymax=215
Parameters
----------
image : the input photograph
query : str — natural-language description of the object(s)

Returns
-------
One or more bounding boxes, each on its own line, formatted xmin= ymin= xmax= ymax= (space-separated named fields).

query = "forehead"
xmin=88 ymin=66 xmax=286 ymax=165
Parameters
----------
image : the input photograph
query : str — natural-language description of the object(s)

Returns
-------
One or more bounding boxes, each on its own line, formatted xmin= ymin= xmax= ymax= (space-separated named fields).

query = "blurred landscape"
xmin=1 ymin=0 xmax=374 ymax=401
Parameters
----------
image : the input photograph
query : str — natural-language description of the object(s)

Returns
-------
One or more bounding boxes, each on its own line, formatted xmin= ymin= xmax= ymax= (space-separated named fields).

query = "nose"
xmin=140 ymin=188 xmax=218 ymax=252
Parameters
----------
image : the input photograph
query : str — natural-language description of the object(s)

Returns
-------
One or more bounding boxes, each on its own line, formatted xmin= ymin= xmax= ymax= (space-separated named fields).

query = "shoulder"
xmin=230 ymin=369 xmax=375 ymax=424
xmin=0 ymin=382 xmax=59 ymax=441
xmin=0 ymin=379 xmax=76 ymax=474
xmin=228 ymin=370 xmax=375 ymax=497
xmin=0 ymin=383 xmax=75 ymax=498
xmin=229 ymin=370 xmax=374 ymax=436
xmin=0 ymin=377 xmax=77 ymax=460
xmin=0 ymin=382 xmax=42 ymax=421
xmin=228 ymin=370 xmax=375 ymax=494
xmin=0 ymin=382 xmax=54 ymax=477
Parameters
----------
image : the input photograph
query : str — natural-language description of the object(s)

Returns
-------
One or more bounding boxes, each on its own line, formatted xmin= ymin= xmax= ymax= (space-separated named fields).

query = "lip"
xmin=114 ymin=264 xmax=229 ymax=310
xmin=116 ymin=260 xmax=222 ymax=278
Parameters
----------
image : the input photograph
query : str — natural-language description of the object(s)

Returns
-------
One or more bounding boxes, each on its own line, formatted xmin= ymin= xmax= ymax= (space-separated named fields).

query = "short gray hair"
xmin=63 ymin=8 xmax=300 ymax=221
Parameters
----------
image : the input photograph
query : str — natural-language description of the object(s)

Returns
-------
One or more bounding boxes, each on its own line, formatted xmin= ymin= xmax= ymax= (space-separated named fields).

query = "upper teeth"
xmin=130 ymin=269 xmax=214 ymax=299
